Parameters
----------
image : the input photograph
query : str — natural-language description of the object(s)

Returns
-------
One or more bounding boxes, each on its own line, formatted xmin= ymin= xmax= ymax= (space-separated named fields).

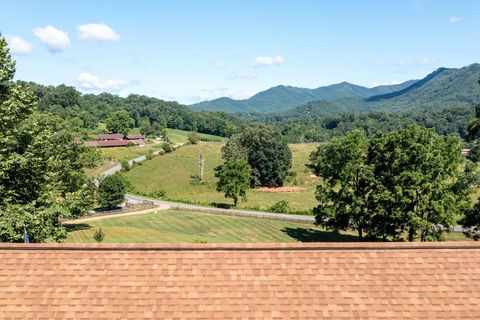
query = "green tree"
xmin=309 ymin=125 xmax=474 ymax=242
xmin=106 ymin=110 xmax=135 ymax=135
xmin=368 ymin=125 xmax=467 ymax=241
xmin=462 ymin=203 xmax=480 ymax=240
xmin=0 ymin=35 xmax=98 ymax=242
xmin=308 ymin=131 xmax=375 ymax=239
xmin=188 ymin=131 xmax=199 ymax=144
xmin=223 ymin=125 xmax=292 ymax=187
xmin=215 ymin=160 xmax=251 ymax=206
xmin=98 ymin=174 xmax=126 ymax=209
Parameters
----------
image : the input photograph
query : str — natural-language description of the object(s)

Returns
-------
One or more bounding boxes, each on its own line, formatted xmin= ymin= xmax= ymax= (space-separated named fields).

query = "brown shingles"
xmin=0 ymin=242 xmax=479 ymax=319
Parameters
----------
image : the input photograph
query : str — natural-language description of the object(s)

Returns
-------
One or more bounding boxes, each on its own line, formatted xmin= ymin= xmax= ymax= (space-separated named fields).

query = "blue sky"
xmin=1 ymin=0 xmax=479 ymax=104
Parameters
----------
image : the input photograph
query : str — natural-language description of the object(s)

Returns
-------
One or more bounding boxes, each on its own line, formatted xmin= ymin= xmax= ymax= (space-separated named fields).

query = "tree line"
xmin=21 ymin=81 xmax=246 ymax=137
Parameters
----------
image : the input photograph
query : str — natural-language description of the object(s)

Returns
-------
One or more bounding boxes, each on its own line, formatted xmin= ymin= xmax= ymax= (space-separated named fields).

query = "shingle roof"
xmin=97 ymin=134 xmax=124 ymax=140
xmin=1 ymin=242 xmax=479 ymax=319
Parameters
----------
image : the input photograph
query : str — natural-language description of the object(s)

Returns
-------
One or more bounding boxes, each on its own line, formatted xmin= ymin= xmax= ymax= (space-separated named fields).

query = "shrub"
xmin=94 ymin=228 xmax=105 ymax=242
xmin=161 ymin=143 xmax=173 ymax=153
xmin=148 ymin=190 xmax=167 ymax=198
xmin=268 ymin=200 xmax=289 ymax=213
xmin=121 ymin=159 xmax=130 ymax=171
xmin=188 ymin=132 xmax=199 ymax=144
xmin=146 ymin=149 xmax=155 ymax=160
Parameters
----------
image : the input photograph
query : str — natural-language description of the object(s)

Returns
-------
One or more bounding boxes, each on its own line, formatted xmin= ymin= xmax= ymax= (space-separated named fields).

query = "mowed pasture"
xmin=122 ymin=141 xmax=321 ymax=212
xmin=66 ymin=210 xmax=470 ymax=243
xmin=66 ymin=210 xmax=356 ymax=243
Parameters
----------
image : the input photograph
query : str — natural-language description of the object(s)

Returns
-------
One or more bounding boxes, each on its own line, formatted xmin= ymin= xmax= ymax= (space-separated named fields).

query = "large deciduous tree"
xmin=222 ymin=125 xmax=292 ymax=187
xmin=0 ymin=35 xmax=98 ymax=242
xmin=215 ymin=160 xmax=251 ymax=206
xmin=97 ymin=174 xmax=126 ymax=209
xmin=308 ymin=131 xmax=375 ymax=239
xmin=106 ymin=110 xmax=135 ymax=135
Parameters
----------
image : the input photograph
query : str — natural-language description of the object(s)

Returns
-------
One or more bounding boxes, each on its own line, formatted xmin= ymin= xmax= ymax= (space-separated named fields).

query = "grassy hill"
xmin=122 ymin=142 xmax=320 ymax=212
xmin=190 ymin=81 xmax=416 ymax=113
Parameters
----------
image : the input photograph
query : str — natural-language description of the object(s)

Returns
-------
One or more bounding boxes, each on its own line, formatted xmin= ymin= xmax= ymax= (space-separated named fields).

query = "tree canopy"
xmin=98 ymin=174 xmax=126 ymax=209
xmin=215 ymin=160 xmax=251 ymax=206
xmin=106 ymin=110 xmax=135 ymax=135
xmin=223 ymin=125 xmax=292 ymax=187
xmin=0 ymin=35 xmax=98 ymax=242
xmin=309 ymin=125 xmax=475 ymax=241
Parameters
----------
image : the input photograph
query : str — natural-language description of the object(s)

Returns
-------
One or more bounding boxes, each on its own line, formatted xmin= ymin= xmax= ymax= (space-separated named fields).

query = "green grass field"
xmin=123 ymin=141 xmax=320 ymax=212
xmin=66 ymin=210 xmax=471 ymax=243
xmin=66 ymin=210 xmax=355 ymax=243
xmin=165 ymin=128 xmax=227 ymax=144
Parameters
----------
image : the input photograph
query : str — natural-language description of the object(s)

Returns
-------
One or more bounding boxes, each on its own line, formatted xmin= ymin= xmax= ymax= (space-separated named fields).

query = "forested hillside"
xmin=190 ymin=80 xmax=416 ymax=113
xmin=285 ymin=64 xmax=480 ymax=117
xmin=21 ymin=82 xmax=245 ymax=137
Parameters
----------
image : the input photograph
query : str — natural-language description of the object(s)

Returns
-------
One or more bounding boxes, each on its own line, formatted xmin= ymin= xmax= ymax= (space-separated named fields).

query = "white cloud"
xmin=215 ymin=60 xmax=224 ymax=68
xmin=449 ymin=16 xmax=460 ymax=24
xmin=7 ymin=36 xmax=33 ymax=55
xmin=33 ymin=25 xmax=70 ymax=52
xmin=77 ymin=72 xmax=127 ymax=91
xmin=77 ymin=23 xmax=120 ymax=42
xmin=252 ymin=55 xmax=284 ymax=67
xmin=226 ymin=72 xmax=258 ymax=80
xmin=417 ymin=58 xmax=437 ymax=66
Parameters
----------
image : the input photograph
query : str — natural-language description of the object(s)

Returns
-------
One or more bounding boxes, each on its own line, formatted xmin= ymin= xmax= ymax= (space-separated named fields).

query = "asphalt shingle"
xmin=0 ymin=242 xmax=479 ymax=319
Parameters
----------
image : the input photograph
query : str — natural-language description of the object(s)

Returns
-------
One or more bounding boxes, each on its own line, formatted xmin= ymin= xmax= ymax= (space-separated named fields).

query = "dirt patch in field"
xmin=256 ymin=186 xmax=306 ymax=193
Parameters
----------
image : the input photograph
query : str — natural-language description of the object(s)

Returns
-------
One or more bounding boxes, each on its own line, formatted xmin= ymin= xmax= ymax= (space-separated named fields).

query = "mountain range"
xmin=191 ymin=64 xmax=480 ymax=116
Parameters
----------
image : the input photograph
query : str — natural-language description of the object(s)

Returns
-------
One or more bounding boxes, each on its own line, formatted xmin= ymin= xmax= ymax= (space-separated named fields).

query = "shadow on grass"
xmin=210 ymin=202 xmax=233 ymax=209
xmin=282 ymin=227 xmax=359 ymax=242
xmin=64 ymin=223 xmax=92 ymax=232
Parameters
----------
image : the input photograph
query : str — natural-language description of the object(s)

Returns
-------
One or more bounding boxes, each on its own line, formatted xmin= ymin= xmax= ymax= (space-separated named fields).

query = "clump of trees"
xmin=0 ymin=35 xmax=98 ymax=242
xmin=309 ymin=125 xmax=478 ymax=241
xmin=222 ymin=125 xmax=292 ymax=187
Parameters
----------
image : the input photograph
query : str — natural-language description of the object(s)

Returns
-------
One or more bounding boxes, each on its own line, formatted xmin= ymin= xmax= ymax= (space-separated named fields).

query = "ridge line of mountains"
xmin=191 ymin=63 xmax=480 ymax=116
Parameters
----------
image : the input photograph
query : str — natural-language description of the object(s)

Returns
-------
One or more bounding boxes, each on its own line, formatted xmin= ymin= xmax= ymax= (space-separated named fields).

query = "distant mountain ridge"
xmin=190 ymin=80 xmax=417 ymax=113
xmin=284 ymin=63 xmax=480 ymax=118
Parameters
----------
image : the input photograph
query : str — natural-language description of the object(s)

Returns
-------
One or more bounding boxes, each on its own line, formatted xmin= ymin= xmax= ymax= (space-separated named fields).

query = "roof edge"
xmin=0 ymin=242 xmax=479 ymax=251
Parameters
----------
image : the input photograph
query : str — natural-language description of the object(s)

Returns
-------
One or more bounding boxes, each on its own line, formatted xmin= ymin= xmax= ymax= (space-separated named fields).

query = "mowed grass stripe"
xmin=66 ymin=210 xmax=319 ymax=243
xmin=66 ymin=210 xmax=470 ymax=243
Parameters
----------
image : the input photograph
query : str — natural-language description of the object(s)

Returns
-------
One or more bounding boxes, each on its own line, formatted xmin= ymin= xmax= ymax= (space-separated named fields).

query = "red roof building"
xmin=96 ymin=134 xmax=124 ymax=141
xmin=1 ymin=242 xmax=479 ymax=319
xmin=125 ymin=134 xmax=145 ymax=140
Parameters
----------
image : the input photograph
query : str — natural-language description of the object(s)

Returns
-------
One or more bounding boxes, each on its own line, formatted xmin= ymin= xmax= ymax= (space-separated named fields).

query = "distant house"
xmin=85 ymin=134 xmax=145 ymax=148
xmin=125 ymin=134 xmax=144 ymax=140
xmin=96 ymin=134 xmax=124 ymax=141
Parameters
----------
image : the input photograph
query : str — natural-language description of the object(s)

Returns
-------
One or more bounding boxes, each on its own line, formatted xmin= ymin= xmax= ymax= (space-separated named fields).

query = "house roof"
xmin=1 ymin=242 xmax=479 ymax=319
xmin=125 ymin=134 xmax=145 ymax=140
xmin=96 ymin=134 xmax=124 ymax=140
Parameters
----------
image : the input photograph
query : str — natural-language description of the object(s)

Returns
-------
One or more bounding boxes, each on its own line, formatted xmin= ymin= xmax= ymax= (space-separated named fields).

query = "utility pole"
xmin=198 ymin=153 xmax=205 ymax=182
